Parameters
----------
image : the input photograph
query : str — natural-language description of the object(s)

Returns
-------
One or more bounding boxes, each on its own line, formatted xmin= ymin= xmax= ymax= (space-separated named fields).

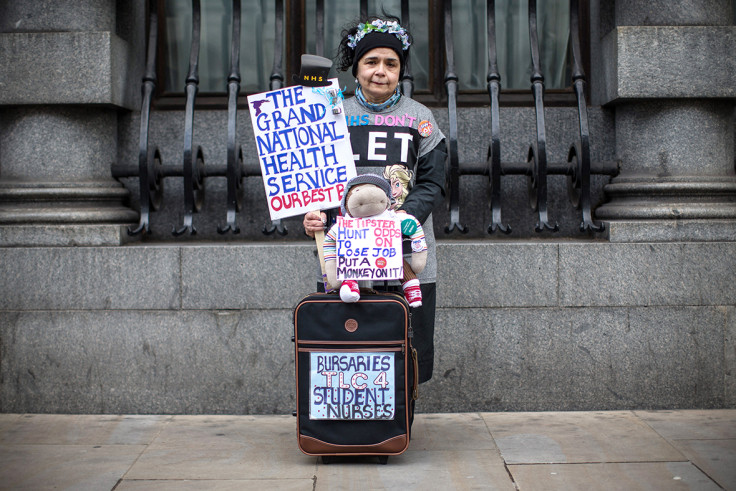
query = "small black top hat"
xmin=294 ymin=54 xmax=332 ymax=87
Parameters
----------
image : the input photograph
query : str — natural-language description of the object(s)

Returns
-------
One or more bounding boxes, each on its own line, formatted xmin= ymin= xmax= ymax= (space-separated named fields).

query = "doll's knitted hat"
xmin=340 ymin=174 xmax=392 ymax=216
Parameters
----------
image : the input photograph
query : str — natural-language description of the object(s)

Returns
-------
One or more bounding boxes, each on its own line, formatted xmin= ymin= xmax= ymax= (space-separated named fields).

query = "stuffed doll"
xmin=323 ymin=174 xmax=427 ymax=307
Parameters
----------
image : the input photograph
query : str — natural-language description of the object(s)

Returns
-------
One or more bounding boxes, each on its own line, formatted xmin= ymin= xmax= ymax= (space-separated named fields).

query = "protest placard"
xmin=247 ymin=79 xmax=356 ymax=220
xmin=309 ymin=352 xmax=395 ymax=420
xmin=335 ymin=213 xmax=404 ymax=281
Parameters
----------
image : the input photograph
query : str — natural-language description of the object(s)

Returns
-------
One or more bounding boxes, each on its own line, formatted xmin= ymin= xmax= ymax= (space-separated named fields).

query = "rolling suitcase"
xmin=293 ymin=290 xmax=418 ymax=463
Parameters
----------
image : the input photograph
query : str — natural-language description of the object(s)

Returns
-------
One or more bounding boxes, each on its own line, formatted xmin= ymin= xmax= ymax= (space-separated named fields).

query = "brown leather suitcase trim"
xmin=298 ymin=433 xmax=409 ymax=456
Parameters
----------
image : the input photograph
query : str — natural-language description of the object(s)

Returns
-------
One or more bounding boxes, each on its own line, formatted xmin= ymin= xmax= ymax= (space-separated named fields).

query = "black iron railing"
xmin=114 ymin=0 xmax=273 ymax=236
xmin=443 ymin=0 xmax=462 ymax=233
xmin=174 ymin=0 xmax=204 ymax=236
xmin=262 ymin=0 xmax=288 ymax=235
xmin=113 ymin=0 xmax=417 ymax=237
xmin=567 ymin=0 xmax=604 ymax=232
xmin=125 ymin=0 xmax=162 ymax=236
xmin=219 ymin=0 xmax=244 ymax=234
xmin=114 ymin=0 xmax=615 ymax=237
xmin=443 ymin=0 xmax=618 ymax=235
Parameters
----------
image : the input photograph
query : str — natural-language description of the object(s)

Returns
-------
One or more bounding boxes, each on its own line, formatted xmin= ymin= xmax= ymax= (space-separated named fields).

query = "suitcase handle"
xmin=411 ymin=347 xmax=419 ymax=401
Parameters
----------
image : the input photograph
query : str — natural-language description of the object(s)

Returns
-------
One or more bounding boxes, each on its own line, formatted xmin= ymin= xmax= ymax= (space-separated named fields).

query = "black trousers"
xmin=317 ymin=281 xmax=436 ymax=384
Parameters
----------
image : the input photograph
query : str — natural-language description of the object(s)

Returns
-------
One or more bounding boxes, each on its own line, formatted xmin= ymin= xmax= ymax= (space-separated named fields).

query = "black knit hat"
xmin=351 ymin=31 xmax=406 ymax=80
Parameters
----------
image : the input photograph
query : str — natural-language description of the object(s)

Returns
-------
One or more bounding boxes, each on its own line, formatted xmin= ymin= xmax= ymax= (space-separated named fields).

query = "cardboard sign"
xmin=247 ymin=80 xmax=356 ymax=220
xmin=335 ymin=214 xmax=404 ymax=281
xmin=309 ymin=352 xmax=395 ymax=420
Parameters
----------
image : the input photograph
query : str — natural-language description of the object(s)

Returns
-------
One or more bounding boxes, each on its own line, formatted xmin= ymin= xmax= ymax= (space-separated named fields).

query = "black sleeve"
xmin=398 ymin=139 xmax=447 ymax=224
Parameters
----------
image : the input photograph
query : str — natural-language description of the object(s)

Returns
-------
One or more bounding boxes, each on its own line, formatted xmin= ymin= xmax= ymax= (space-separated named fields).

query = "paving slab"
xmin=0 ymin=412 xmax=734 ymax=490
xmin=658 ymin=438 xmax=736 ymax=490
xmin=314 ymin=450 xmax=514 ymax=490
xmin=507 ymin=462 xmax=721 ymax=491
xmin=0 ymin=414 xmax=170 ymax=445
xmin=0 ymin=444 xmax=146 ymax=491
xmin=635 ymin=409 xmax=736 ymax=440
xmin=0 ymin=414 xmax=21 ymax=434
xmin=115 ymin=479 xmax=315 ymax=490
xmin=309 ymin=413 xmax=513 ymax=490
xmin=636 ymin=409 xmax=736 ymax=489
xmin=409 ymin=413 xmax=499 ymax=451
xmin=125 ymin=415 xmax=316 ymax=481
xmin=481 ymin=411 xmax=685 ymax=464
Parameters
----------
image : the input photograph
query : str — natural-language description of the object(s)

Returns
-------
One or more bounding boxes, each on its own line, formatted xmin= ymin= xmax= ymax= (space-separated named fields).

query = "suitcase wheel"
xmin=378 ymin=456 xmax=389 ymax=465
xmin=321 ymin=456 xmax=333 ymax=465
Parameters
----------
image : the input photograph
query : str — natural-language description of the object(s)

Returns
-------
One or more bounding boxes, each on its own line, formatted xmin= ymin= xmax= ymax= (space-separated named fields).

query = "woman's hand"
xmin=303 ymin=211 xmax=327 ymax=238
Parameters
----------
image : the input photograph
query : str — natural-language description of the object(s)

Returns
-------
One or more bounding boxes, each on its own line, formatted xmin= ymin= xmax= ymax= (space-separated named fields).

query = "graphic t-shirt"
xmin=343 ymin=96 xmax=444 ymax=283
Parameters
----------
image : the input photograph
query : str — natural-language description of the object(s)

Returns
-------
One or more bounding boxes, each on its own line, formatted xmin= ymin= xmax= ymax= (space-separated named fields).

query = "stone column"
xmin=0 ymin=1 xmax=142 ymax=246
xmin=594 ymin=0 xmax=736 ymax=241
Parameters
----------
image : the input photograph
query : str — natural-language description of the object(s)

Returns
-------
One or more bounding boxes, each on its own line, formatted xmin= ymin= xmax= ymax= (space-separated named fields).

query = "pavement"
xmin=0 ymin=410 xmax=734 ymax=490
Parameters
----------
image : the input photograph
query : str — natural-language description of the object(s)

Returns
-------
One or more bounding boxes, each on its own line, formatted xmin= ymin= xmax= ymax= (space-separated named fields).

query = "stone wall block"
xmin=0 ymin=0 xmax=116 ymax=33
xmin=614 ymin=0 xmax=733 ymax=27
xmin=0 ymin=106 xmax=118 ymax=181
xmin=0 ymin=309 xmax=295 ymax=414
xmin=559 ymin=243 xmax=736 ymax=307
xmin=181 ymin=244 xmax=316 ymax=310
xmin=601 ymin=26 xmax=736 ymax=104
xmin=613 ymin=100 xmax=734 ymax=177
xmin=436 ymin=242 xmax=558 ymax=308
xmin=421 ymin=306 xmax=725 ymax=412
xmin=2 ymin=306 xmax=725 ymax=414
xmin=0 ymin=105 xmax=139 ymax=232
xmin=0 ymin=247 xmax=181 ymax=310
xmin=726 ymin=306 xmax=736 ymax=407
xmin=0 ymin=31 xmax=135 ymax=109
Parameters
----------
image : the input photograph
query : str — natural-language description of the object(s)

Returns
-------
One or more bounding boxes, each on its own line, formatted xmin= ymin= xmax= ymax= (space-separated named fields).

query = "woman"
xmin=304 ymin=16 xmax=446 ymax=384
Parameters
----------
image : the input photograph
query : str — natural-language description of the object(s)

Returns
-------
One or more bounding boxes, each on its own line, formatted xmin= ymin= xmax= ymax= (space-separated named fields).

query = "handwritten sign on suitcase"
xmin=309 ymin=352 xmax=395 ymax=420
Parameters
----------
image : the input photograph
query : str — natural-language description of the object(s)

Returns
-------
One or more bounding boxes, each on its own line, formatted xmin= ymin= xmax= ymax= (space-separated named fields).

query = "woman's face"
xmin=356 ymin=47 xmax=401 ymax=104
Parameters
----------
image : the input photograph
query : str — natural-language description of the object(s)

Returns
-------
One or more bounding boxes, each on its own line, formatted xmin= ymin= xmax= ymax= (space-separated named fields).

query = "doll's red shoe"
xmin=339 ymin=280 xmax=360 ymax=303
xmin=402 ymin=279 xmax=422 ymax=308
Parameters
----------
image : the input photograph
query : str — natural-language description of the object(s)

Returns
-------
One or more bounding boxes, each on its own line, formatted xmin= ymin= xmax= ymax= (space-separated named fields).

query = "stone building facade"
xmin=1 ymin=1 xmax=735 ymax=413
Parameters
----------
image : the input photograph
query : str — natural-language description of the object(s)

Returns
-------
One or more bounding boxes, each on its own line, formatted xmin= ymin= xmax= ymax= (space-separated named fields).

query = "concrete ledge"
xmin=1 ymin=241 xmax=734 ymax=413
xmin=0 ymin=246 xmax=181 ymax=310
xmin=558 ymin=242 xmax=736 ymax=307
xmin=0 ymin=310 xmax=294 ymax=414
xmin=436 ymin=240 xmax=736 ymax=308
xmin=1 ymin=306 xmax=730 ymax=413
xmin=423 ymin=306 xmax=728 ymax=412
xmin=2 ymin=241 xmax=735 ymax=310
xmin=601 ymin=26 xmax=736 ymax=103
xmin=0 ymin=32 xmax=134 ymax=108
xmin=181 ymin=244 xmax=316 ymax=310
xmin=602 ymin=220 xmax=736 ymax=243
xmin=436 ymin=242 xmax=558 ymax=308
xmin=0 ymin=225 xmax=138 ymax=247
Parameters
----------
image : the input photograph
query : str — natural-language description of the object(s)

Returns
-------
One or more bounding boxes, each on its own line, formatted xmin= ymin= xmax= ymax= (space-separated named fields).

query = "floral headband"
xmin=347 ymin=20 xmax=411 ymax=51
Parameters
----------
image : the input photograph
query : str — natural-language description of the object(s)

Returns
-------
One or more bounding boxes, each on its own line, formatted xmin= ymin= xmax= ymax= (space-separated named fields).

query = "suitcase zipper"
xmin=297 ymin=340 xmax=404 ymax=346
xmin=298 ymin=346 xmax=403 ymax=353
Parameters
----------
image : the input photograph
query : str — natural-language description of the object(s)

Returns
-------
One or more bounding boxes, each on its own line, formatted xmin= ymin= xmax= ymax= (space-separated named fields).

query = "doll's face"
xmin=345 ymin=184 xmax=389 ymax=218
